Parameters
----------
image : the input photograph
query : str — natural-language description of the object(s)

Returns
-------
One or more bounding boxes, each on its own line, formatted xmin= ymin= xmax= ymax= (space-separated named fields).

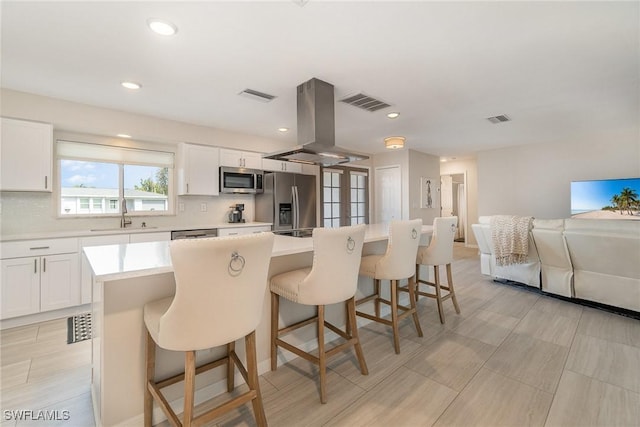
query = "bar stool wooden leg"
xmin=374 ymin=279 xmax=381 ymax=318
xmin=183 ymin=351 xmax=196 ymax=427
xmin=415 ymin=265 xmax=420 ymax=302
xmin=347 ymin=297 xmax=368 ymax=375
xmin=407 ymin=276 xmax=423 ymax=337
xmin=447 ymin=263 xmax=461 ymax=314
xmin=317 ymin=305 xmax=327 ymax=404
xmin=245 ymin=331 xmax=267 ymax=427
xmin=144 ymin=330 xmax=155 ymax=427
xmin=390 ymin=280 xmax=401 ymax=354
xmin=227 ymin=341 xmax=235 ymax=392
xmin=270 ymin=292 xmax=279 ymax=371
xmin=434 ymin=266 xmax=445 ymax=324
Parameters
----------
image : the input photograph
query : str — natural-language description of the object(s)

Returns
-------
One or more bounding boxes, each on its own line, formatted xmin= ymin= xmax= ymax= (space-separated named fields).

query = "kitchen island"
xmin=84 ymin=224 xmax=433 ymax=426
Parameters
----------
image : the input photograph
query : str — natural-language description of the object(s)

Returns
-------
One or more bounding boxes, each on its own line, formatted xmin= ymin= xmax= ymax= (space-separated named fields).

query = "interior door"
xmin=440 ymin=174 xmax=453 ymax=217
xmin=375 ymin=166 xmax=401 ymax=223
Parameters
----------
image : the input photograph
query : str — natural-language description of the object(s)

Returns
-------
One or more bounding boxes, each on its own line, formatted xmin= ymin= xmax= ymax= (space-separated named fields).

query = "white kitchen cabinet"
xmin=177 ymin=143 xmax=219 ymax=195
xmin=301 ymin=164 xmax=320 ymax=176
xmin=1 ymin=257 xmax=41 ymax=318
xmin=129 ymin=231 xmax=171 ymax=243
xmin=219 ymin=149 xmax=262 ymax=169
xmin=80 ymin=234 xmax=129 ymax=304
xmin=262 ymin=159 xmax=302 ymax=174
xmin=0 ymin=238 xmax=80 ymax=319
xmin=217 ymin=225 xmax=272 ymax=237
xmin=0 ymin=117 xmax=53 ymax=192
xmin=40 ymin=253 xmax=80 ymax=312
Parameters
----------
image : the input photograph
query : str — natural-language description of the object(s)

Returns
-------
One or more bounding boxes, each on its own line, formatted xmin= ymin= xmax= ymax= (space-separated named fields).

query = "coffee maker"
xmin=228 ymin=203 xmax=245 ymax=223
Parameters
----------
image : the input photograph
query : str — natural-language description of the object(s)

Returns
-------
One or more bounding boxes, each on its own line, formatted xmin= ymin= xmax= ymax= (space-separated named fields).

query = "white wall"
xmin=371 ymin=148 xmax=441 ymax=224
xmin=440 ymin=157 xmax=478 ymax=246
xmin=408 ymin=149 xmax=441 ymax=225
xmin=477 ymin=129 xmax=640 ymax=219
xmin=0 ymin=89 xmax=292 ymax=235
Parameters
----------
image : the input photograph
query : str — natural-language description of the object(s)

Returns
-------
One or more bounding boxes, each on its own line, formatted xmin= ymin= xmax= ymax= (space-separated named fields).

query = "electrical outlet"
xmin=179 ymin=203 xmax=185 ymax=212
xmin=200 ymin=203 xmax=207 ymax=212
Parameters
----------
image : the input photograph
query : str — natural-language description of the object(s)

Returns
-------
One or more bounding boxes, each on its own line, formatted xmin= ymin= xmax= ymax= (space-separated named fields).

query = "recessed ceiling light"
xmin=278 ymin=127 xmax=289 ymax=132
xmin=121 ymin=81 xmax=141 ymax=90
xmin=147 ymin=19 xmax=177 ymax=36
xmin=117 ymin=134 xmax=132 ymax=139
xmin=387 ymin=112 xmax=400 ymax=119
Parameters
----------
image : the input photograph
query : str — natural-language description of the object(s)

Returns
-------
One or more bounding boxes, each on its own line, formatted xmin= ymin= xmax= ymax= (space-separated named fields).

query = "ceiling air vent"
xmin=238 ymin=88 xmax=276 ymax=103
xmin=340 ymin=93 xmax=391 ymax=112
xmin=487 ymin=114 xmax=511 ymax=124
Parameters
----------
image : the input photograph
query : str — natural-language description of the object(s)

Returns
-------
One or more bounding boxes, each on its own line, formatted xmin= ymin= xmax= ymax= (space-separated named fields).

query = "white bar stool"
xmin=412 ymin=216 xmax=460 ymax=324
xmin=143 ymin=233 xmax=274 ymax=427
xmin=270 ymin=225 xmax=368 ymax=404
xmin=356 ymin=219 xmax=423 ymax=354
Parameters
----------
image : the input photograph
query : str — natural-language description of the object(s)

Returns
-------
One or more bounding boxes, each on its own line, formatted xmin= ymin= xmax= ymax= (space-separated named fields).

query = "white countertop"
xmin=0 ymin=222 xmax=273 ymax=242
xmin=83 ymin=224 xmax=433 ymax=282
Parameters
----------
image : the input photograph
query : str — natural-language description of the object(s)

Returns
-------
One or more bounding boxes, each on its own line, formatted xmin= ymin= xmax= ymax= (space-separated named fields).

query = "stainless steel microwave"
xmin=219 ymin=166 xmax=264 ymax=194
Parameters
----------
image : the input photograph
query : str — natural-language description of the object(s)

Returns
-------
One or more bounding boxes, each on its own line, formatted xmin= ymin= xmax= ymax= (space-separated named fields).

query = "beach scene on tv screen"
xmin=571 ymin=178 xmax=640 ymax=220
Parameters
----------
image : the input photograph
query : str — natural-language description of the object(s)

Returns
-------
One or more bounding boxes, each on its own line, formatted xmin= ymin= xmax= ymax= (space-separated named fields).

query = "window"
xmin=323 ymin=170 xmax=342 ymax=228
xmin=321 ymin=166 xmax=369 ymax=227
xmin=350 ymin=171 xmax=367 ymax=225
xmin=57 ymin=141 xmax=174 ymax=216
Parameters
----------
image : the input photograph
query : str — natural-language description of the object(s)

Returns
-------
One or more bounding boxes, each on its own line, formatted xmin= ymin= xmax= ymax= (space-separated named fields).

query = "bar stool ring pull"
xmin=228 ymin=251 xmax=246 ymax=275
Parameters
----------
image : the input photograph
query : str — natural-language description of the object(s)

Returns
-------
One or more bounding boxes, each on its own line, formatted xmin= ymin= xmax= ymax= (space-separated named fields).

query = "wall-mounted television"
xmin=571 ymin=177 xmax=640 ymax=220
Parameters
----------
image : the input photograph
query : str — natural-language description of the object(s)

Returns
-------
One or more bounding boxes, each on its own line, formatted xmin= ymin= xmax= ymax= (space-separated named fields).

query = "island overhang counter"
xmin=84 ymin=224 xmax=433 ymax=426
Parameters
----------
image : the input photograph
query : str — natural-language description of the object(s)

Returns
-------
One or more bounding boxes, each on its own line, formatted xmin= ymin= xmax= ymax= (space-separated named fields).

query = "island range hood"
xmin=263 ymin=78 xmax=369 ymax=167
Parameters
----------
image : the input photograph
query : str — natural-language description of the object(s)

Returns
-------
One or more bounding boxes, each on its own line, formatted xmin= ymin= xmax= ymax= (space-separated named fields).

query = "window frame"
xmin=320 ymin=165 xmax=370 ymax=227
xmin=56 ymin=140 xmax=175 ymax=218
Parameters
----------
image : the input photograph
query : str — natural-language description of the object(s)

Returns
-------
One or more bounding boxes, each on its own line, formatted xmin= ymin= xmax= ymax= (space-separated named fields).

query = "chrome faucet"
xmin=120 ymin=199 xmax=132 ymax=228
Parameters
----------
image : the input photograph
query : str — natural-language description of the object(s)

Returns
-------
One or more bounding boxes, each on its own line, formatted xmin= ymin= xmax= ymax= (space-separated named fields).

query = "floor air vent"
xmin=340 ymin=93 xmax=391 ymax=112
xmin=487 ymin=114 xmax=511 ymax=124
xmin=238 ymin=88 xmax=277 ymax=103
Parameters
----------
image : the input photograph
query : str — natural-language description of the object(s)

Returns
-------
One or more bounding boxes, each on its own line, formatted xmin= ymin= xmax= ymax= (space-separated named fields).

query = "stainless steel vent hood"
xmin=263 ymin=78 xmax=369 ymax=167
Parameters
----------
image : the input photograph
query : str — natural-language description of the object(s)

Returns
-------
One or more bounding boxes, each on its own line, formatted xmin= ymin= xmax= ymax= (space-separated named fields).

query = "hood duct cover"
xmin=263 ymin=78 xmax=369 ymax=167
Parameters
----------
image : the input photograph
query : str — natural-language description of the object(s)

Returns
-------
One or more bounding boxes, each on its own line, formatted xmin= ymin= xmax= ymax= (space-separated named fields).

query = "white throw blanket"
xmin=490 ymin=215 xmax=533 ymax=266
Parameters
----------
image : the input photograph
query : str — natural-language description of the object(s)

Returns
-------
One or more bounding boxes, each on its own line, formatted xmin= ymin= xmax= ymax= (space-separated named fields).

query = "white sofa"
xmin=473 ymin=216 xmax=640 ymax=313
xmin=472 ymin=216 xmax=541 ymax=288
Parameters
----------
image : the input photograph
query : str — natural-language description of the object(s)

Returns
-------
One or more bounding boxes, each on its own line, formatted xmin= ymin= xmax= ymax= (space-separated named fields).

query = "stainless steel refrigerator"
xmin=255 ymin=172 xmax=317 ymax=233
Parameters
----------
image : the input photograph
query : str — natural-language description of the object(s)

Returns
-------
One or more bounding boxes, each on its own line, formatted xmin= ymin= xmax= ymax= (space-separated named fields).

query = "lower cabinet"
xmin=129 ymin=231 xmax=171 ymax=243
xmin=0 ymin=238 xmax=80 ymax=320
xmin=0 ymin=257 xmax=41 ymax=319
xmin=40 ymin=253 xmax=80 ymax=312
xmin=218 ymin=225 xmax=272 ymax=236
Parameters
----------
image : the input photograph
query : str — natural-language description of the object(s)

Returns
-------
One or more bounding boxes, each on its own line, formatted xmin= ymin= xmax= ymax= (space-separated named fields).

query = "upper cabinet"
xmin=1 ymin=118 xmax=53 ymax=192
xmin=262 ymin=159 xmax=302 ymax=174
xmin=177 ymin=143 xmax=220 ymax=196
xmin=219 ymin=149 xmax=262 ymax=169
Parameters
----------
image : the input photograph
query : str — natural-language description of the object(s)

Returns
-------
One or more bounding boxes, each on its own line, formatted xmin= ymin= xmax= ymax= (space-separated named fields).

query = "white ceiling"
xmin=2 ymin=1 xmax=638 ymax=159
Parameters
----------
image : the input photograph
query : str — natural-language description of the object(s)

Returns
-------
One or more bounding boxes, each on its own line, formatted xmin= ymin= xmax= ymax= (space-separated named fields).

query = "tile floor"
xmin=1 ymin=244 xmax=639 ymax=426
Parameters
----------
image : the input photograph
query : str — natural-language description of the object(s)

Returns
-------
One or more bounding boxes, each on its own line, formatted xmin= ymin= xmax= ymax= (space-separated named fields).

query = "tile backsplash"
xmin=0 ymin=192 xmax=256 ymax=236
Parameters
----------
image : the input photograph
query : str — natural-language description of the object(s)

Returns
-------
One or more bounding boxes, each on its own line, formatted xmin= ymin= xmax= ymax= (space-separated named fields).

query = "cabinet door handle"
xmin=44 ymin=176 xmax=48 ymax=189
xmin=186 ymin=183 xmax=189 ymax=193
xmin=43 ymin=258 xmax=46 ymax=273
xmin=30 ymin=246 xmax=50 ymax=250
xmin=228 ymin=232 xmax=238 ymax=235
xmin=34 ymin=259 xmax=37 ymax=273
